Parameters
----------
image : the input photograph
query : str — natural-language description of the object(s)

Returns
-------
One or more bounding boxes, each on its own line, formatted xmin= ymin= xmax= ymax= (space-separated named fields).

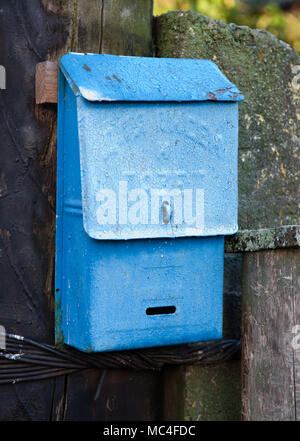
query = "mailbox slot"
xmin=146 ymin=306 xmax=176 ymax=316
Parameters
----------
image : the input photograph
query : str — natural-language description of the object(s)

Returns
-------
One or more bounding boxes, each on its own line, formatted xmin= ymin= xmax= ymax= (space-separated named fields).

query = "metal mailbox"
xmin=55 ymin=52 xmax=243 ymax=352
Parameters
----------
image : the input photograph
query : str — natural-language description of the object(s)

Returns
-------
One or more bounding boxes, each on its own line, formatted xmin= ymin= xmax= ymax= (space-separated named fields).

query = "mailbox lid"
xmin=60 ymin=52 xmax=243 ymax=102
xmin=76 ymin=99 xmax=238 ymax=240
xmin=59 ymin=53 xmax=242 ymax=240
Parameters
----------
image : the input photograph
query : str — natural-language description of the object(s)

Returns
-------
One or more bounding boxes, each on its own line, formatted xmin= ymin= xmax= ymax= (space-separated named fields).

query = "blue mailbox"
xmin=55 ymin=53 xmax=243 ymax=352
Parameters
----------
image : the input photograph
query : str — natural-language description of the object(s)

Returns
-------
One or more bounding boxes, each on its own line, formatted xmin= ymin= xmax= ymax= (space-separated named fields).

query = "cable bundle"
xmin=0 ymin=333 xmax=240 ymax=384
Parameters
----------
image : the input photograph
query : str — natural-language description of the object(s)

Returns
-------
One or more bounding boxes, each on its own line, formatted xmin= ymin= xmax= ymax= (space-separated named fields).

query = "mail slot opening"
xmin=146 ymin=306 xmax=176 ymax=316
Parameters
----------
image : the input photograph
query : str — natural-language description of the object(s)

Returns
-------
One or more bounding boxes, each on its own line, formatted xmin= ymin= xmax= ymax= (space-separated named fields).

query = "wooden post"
xmin=242 ymin=248 xmax=300 ymax=420
xmin=226 ymin=226 xmax=300 ymax=421
xmin=0 ymin=0 xmax=159 ymax=421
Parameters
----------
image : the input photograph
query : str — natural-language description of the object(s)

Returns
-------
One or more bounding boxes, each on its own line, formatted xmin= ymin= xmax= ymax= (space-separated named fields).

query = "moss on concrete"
xmin=184 ymin=362 xmax=241 ymax=421
xmin=225 ymin=225 xmax=300 ymax=252
xmin=154 ymin=11 xmax=300 ymax=229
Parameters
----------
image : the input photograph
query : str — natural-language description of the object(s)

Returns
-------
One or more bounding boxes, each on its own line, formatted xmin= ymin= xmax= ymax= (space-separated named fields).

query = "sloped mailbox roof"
xmin=59 ymin=52 xmax=243 ymax=240
xmin=60 ymin=52 xmax=243 ymax=102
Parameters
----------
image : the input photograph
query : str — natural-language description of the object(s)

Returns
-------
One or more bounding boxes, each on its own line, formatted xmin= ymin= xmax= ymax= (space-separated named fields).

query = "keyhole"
xmin=161 ymin=200 xmax=170 ymax=224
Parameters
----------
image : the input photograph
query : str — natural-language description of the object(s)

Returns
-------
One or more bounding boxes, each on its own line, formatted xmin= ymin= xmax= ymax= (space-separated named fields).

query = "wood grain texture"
xmin=294 ymin=257 xmax=300 ymax=420
xmin=101 ymin=0 xmax=153 ymax=56
xmin=0 ymin=0 xmax=155 ymax=421
xmin=36 ymin=61 xmax=58 ymax=104
xmin=242 ymin=249 xmax=300 ymax=421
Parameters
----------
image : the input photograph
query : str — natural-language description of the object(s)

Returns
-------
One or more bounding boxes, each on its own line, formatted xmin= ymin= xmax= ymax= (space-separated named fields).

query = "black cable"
xmin=0 ymin=333 xmax=241 ymax=384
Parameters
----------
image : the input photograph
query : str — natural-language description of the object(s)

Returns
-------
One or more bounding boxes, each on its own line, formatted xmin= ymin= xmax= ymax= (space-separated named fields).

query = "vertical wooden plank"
xmin=52 ymin=0 xmax=159 ymax=422
xmin=101 ymin=0 xmax=153 ymax=56
xmin=0 ymin=0 xmax=73 ymax=421
xmin=0 ymin=0 xmax=158 ymax=421
xmin=60 ymin=369 xmax=163 ymax=421
xmin=163 ymin=367 xmax=185 ymax=421
xmin=295 ymin=258 xmax=300 ymax=420
xmin=242 ymin=249 xmax=300 ymax=420
xmin=50 ymin=375 xmax=67 ymax=421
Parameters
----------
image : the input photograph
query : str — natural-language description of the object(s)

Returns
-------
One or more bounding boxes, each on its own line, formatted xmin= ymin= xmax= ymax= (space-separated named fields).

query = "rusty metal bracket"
xmin=35 ymin=61 xmax=58 ymax=104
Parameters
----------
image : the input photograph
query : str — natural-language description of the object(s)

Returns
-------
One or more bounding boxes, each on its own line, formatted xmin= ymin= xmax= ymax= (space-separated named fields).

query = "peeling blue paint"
xmin=55 ymin=53 xmax=242 ymax=352
xmin=60 ymin=52 xmax=243 ymax=102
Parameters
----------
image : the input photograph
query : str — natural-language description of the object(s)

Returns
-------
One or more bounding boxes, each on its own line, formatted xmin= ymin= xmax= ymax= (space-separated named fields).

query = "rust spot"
xmin=105 ymin=76 xmax=112 ymax=80
xmin=229 ymin=92 xmax=242 ymax=100
xmin=83 ymin=64 xmax=91 ymax=72
xmin=207 ymin=92 xmax=217 ymax=101
xmin=112 ymin=74 xmax=121 ymax=83
xmin=215 ymin=87 xmax=232 ymax=95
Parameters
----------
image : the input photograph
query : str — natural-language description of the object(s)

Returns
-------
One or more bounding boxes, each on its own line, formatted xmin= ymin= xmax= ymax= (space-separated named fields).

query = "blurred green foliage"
xmin=154 ymin=1 xmax=300 ymax=52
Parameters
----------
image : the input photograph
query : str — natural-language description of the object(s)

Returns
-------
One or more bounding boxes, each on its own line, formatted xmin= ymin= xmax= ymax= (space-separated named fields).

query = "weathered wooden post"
xmin=155 ymin=10 xmax=300 ymax=420
xmin=227 ymin=227 xmax=300 ymax=420
xmin=0 ymin=0 xmax=163 ymax=420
